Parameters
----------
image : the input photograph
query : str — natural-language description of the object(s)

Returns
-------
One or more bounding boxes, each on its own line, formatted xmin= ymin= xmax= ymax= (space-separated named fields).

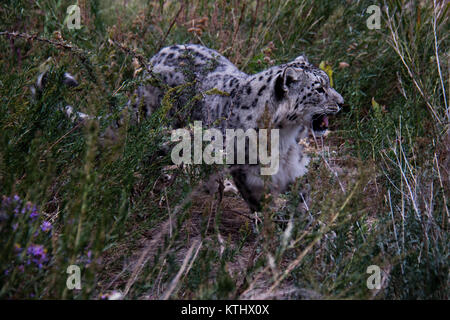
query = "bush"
xmin=0 ymin=0 xmax=447 ymax=299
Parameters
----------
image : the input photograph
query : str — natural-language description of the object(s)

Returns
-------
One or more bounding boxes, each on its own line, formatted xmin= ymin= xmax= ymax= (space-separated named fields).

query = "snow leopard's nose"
xmin=328 ymin=104 xmax=341 ymax=114
xmin=331 ymin=89 xmax=344 ymax=105
xmin=330 ymin=88 xmax=344 ymax=112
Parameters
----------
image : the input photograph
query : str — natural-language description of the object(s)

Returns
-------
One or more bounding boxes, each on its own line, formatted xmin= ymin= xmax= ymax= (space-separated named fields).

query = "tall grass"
xmin=0 ymin=0 xmax=448 ymax=299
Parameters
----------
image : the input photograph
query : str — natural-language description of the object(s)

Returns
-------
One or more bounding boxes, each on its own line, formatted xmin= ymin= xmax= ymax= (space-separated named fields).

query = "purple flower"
xmin=0 ymin=196 xmax=40 ymax=218
xmin=27 ymin=244 xmax=44 ymax=256
xmin=86 ymin=250 xmax=92 ymax=265
xmin=1 ymin=196 xmax=12 ymax=209
xmin=40 ymin=221 xmax=52 ymax=232
xmin=30 ymin=206 xmax=39 ymax=219
xmin=26 ymin=244 xmax=48 ymax=268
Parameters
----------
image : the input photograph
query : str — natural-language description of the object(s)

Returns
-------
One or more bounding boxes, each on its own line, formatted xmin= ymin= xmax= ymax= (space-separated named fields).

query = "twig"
xmin=0 ymin=30 xmax=100 ymax=83
xmin=311 ymin=131 xmax=346 ymax=193
xmin=228 ymin=208 xmax=253 ymax=220
xmin=160 ymin=239 xmax=201 ymax=300
xmin=123 ymin=184 xmax=203 ymax=298
xmin=241 ymin=0 xmax=292 ymax=69
xmin=123 ymin=219 xmax=170 ymax=298
xmin=384 ymin=6 xmax=443 ymax=125
xmin=108 ymin=38 xmax=151 ymax=72
xmin=40 ymin=119 xmax=86 ymax=161
xmin=108 ymin=38 xmax=168 ymax=91
xmin=156 ymin=4 xmax=184 ymax=52
xmin=0 ymin=31 xmax=88 ymax=56
xmin=164 ymin=188 xmax=173 ymax=238
xmin=432 ymin=0 xmax=449 ymax=123
xmin=266 ymin=180 xmax=360 ymax=295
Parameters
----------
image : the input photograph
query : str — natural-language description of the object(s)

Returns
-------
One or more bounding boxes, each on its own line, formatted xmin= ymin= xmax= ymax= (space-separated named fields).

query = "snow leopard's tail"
xmin=32 ymin=70 xmax=95 ymax=121
xmin=31 ymin=70 xmax=145 ymax=135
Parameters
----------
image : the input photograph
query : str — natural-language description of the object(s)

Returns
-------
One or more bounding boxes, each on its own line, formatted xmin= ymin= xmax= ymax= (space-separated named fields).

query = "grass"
xmin=0 ymin=0 xmax=448 ymax=299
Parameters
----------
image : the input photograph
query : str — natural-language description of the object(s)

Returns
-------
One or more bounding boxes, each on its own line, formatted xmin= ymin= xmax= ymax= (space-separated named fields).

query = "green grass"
xmin=0 ymin=0 xmax=448 ymax=299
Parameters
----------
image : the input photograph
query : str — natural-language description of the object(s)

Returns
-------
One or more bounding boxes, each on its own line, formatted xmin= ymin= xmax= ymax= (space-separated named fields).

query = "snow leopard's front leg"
xmin=229 ymin=164 xmax=264 ymax=213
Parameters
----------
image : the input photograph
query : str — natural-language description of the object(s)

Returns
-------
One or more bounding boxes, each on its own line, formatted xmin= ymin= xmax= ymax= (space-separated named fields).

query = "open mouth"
xmin=311 ymin=114 xmax=329 ymax=133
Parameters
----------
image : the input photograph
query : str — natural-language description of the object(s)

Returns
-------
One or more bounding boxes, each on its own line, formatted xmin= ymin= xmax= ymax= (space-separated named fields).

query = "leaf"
xmin=319 ymin=61 xmax=334 ymax=87
xmin=371 ymin=97 xmax=383 ymax=120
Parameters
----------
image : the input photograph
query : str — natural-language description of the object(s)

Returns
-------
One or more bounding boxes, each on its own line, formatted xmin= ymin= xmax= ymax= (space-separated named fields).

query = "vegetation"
xmin=0 ymin=0 xmax=448 ymax=299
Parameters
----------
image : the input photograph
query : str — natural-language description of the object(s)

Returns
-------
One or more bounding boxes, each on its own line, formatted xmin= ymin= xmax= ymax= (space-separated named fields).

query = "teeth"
xmin=322 ymin=115 xmax=329 ymax=128
xmin=312 ymin=114 xmax=330 ymax=132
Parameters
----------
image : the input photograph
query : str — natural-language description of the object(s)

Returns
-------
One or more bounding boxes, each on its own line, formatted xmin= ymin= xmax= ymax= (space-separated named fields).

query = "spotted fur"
xmin=138 ymin=44 xmax=344 ymax=212
xmin=35 ymin=44 xmax=344 ymax=212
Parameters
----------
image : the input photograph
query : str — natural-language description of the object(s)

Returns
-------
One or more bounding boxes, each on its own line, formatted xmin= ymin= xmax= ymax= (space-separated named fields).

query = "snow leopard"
xmin=34 ymin=44 xmax=344 ymax=212
xmin=137 ymin=44 xmax=344 ymax=211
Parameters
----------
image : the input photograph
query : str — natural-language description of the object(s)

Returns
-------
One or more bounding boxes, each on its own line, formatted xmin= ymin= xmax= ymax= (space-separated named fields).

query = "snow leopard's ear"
xmin=274 ymin=67 xmax=301 ymax=100
xmin=295 ymin=55 xmax=309 ymax=64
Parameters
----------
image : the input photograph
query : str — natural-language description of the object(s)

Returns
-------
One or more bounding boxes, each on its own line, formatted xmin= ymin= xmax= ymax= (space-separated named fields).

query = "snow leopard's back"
xmin=149 ymin=44 xmax=245 ymax=88
xmin=142 ymin=44 xmax=246 ymax=127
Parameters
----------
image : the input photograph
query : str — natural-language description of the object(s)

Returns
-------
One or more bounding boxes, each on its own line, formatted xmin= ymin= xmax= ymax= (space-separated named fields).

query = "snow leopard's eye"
xmin=316 ymin=87 xmax=325 ymax=94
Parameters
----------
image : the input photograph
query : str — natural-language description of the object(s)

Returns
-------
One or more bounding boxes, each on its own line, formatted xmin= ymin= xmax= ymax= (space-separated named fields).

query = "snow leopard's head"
xmin=272 ymin=55 xmax=344 ymax=136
